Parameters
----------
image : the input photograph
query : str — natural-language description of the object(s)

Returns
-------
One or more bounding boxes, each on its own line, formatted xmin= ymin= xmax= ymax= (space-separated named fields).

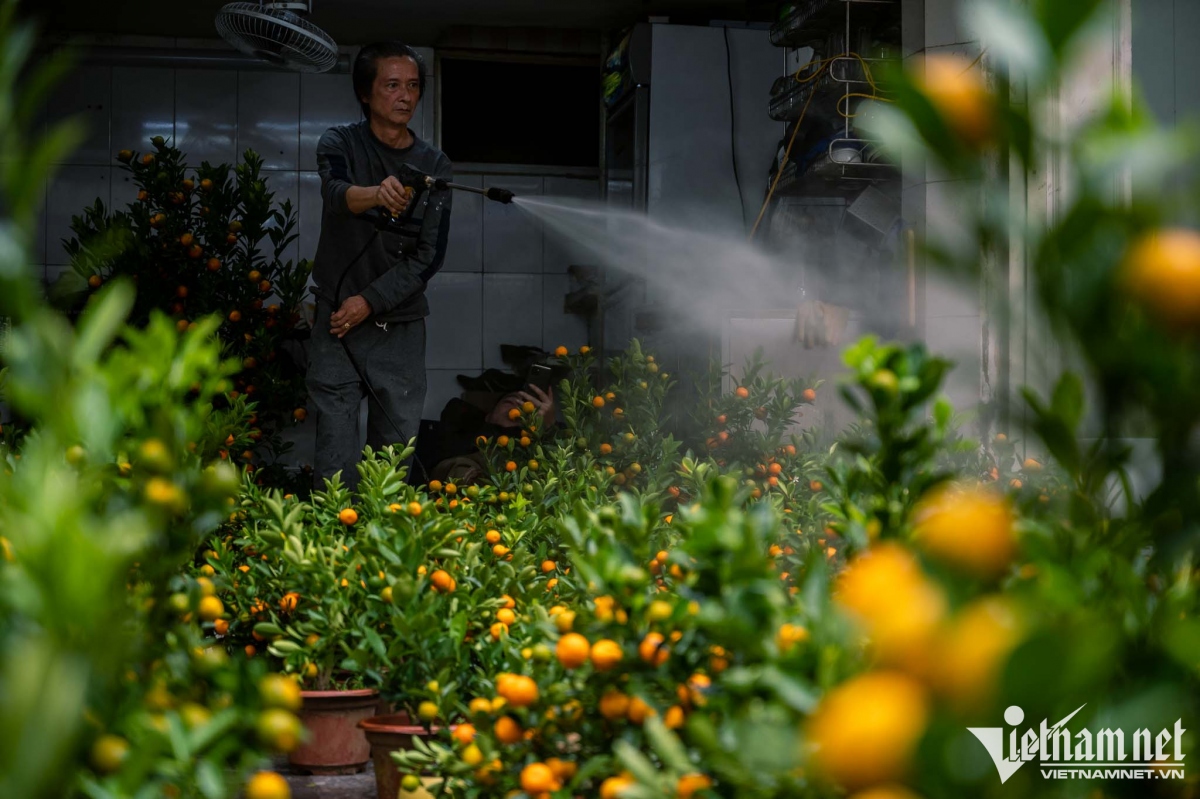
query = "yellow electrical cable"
xmin=751 ymin=48 xmax=988 ymax=240
xmin=750 ymin=47 xmax=907 ymax=240
xmin=837 ymin=52 xmax=895 ymax=118
xmin=749 ymin=62 xmax=830 ymax=241
xmin=839 ymin=92 xmax=895 ymax=117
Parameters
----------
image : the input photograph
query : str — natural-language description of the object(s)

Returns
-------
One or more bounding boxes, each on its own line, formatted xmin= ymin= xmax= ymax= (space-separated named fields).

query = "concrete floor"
xmin=281 ymin=760 xmax=379 ymax=799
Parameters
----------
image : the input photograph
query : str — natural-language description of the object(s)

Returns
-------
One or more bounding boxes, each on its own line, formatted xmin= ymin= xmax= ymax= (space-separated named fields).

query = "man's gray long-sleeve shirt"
xmin=313 ymin=120 xmax=453 ymax=322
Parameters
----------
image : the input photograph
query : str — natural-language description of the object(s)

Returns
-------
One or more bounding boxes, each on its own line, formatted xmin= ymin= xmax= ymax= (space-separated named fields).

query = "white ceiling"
xmin=27 ymin=1 xmax=771 ymax=47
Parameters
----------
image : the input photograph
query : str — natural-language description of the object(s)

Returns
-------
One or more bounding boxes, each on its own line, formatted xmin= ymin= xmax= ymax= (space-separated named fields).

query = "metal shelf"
xmin=770 ymin=0 xmax=900 ymax=50
xmin=765 ymin=0 xmax=900 ymax=198
xmin=773 ymin=148 xmax=897 ymax=198
xmin=769 ymin=65 xmax=834 ymax=122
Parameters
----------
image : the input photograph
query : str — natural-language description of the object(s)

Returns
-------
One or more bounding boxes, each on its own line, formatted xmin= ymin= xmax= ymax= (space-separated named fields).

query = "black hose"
xmin=326 ymin=225 xmax=431 ymax=484
xmin=724 ymin=26 xmax=747 ymax=231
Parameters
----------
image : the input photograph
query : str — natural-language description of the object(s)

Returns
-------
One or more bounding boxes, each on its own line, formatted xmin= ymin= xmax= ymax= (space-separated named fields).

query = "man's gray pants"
xmin=307 ymin=299 xmax=426 ymax=492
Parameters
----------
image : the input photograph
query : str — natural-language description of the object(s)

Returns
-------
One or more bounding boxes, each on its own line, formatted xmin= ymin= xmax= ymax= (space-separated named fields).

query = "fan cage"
xmin=216 ymin=2 xmax=339 ymax=73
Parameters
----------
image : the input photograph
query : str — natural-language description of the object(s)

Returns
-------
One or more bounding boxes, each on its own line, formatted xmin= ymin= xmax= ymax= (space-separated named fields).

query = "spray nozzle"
xmin=387 ymin=165 xmax=516 ymax=213
xmin=433 ymin=178 xmax=516 ymax=205
xmin=486 ymin=187 xmax=515 ymax=205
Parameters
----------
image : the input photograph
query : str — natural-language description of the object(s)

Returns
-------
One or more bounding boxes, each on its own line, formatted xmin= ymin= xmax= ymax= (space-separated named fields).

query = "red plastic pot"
xmin=288 ymin=688 xmax=379 ymax=775
xmin=359 ymin=713 xmax=436 ymax=799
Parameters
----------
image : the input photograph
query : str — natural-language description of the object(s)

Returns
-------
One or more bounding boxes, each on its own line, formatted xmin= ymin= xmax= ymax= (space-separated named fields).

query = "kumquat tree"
xmin=3 ymin=1 xmax=1200 ymax=798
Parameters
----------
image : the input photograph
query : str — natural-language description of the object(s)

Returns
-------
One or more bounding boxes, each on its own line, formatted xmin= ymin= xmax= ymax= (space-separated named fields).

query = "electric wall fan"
xmin=215 ymin=1 xmax=339 ymax=73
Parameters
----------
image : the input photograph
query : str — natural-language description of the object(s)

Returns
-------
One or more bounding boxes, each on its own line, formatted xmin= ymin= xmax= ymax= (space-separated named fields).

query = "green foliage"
xmin=0 ymin=4 xmax=292 ymax=796
xmin=53 ymin=136 xmax=312 ymax=485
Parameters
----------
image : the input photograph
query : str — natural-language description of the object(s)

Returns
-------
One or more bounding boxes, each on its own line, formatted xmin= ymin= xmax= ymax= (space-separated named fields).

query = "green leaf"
xmin=933 ymin=398 xmax=953 ymax=431
xmin=72 ymin=281 xmax=134 ymax=370
xmin=448 ymin=612 xmax=467 ymax=648
xmin=378 ymin=543 xmax=402 ymax=566
xmin=363 ymin=627 xmax=387 ymax=660
xmin=1031 ymin=0 xmax=1106 ymax=55
xmin=967 ymin=0 xmax=1050 ymax=79
xmin=613 ymin=739 xmax=662 ymax=787
xmin=760 ymin=666 xmax=819 ymax=713
xmin=194 ymin=759 xmax=224 ymax=799
xmin=187 ymin=707 xmax=240 ymax=753
xmin=643 ymin=715 xmax=692 ymax=772
xmin=1051 ymin=372 xmax=1085 ymax=432
xmin=268 ymin=640 xmax=303 ymax=655
xmin=165 ymin=714 xmax=191 ymax=762
xmin=1161 ymin=617 xmax=1200 ymax=674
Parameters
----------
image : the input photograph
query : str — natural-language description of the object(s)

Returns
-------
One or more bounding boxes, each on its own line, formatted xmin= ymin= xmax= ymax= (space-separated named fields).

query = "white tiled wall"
xmin=483 ymin=175 xmax=544 ymax=273
xmin=482 ymin=273 xmax=546 ymax=370
xmin=543 ymin=176 xmax=601 ymax=273
xmin=442 ymin=174 xmax=484 ymax=272
xmin=409 ymin=168 xmax=600 ymax=416
xmin=33 ymin=54 xmax=598 ymax=440
xmin=541 ymin=274 xmax=588 ymax=352
xmin=45 ymin=65 xmax=112 ymax=166
xmin=46 ymin=166 xmax=110 ymax=270
xmin=176 ymin=69 xmax=240 ymax=166
xmin=426 ymin=272 xmax=484 ymax=370
xmin=112 ymin=66 xmax=175 ymax=160
xmin=238 ymin=72 xmax=302 ymax=170
xmin=900 ymin=0 xmax=985 ymax=414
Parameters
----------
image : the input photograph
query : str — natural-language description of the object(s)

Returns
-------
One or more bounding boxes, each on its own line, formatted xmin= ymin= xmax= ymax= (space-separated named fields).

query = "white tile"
xmin=110 ymin=67 xmax=175 ymax=158
xmin=1175 ymin=0 xmax=1200 ymax=128
xmin=110 ymin=165 xmax=141 ymax=212
xmin=542 ymin=274 xmax=589 ymax=352
xmin=411 ymin=70 xmax=436 ymax=145
xmin=411 ymin=46 xmax=437 ymax=144
xmin=903 ymin=0 xmax=927 ymax=58
xmin=34 ymin=177 xmax=47 ymax=266
xmin=176 ymin=70 xmax=238 ymax=168
xmin=412 ymin=47 xmax=436 ymax=74
xmin=482 ymin=273 xmax=543 ymax=369
xmin=1131 ymin=0 xmax=1174 ymax=125
xmin=300 ymin=72 xmax=362 ymax=172
xmin=925 ymin=271 xmax=978 ymax=318
xmin=602 ymin=300 xmax=635 ymax=356
xmin=46 ymin=166 xmax=111 ymax=265
xmin=483 ymin=175 xmax=542 ymax=273
xmin=901 ymin=181 xmax=925 ymax=232
xmin=443 ymin=174 xmax=482 ymax=272
xmin=926 ymin=178 xmax=979 ymax=263
xmin=238 ymin=72 xmax=300 ymax=170
xmin=44 ymin=65 xmax=111 ymax=165
xmin=297 ymin=171 xmax=322 ymax=264
xmin=542 ymin=177 xmax=600 ymax=274
xmin=923 ymin=41 xmax=982 ymax=63
xmin=260 ymin=169 xmax=300 ymax=267
xmin=423 ymin=369 xmax=464 ymax=420
xmin=925 ymin=0 xmax=968 ymax=49
xmin=426 ymin=272 xmax=483 ymax=370
xmin=925 ymin=315 xmax=981 ymax=412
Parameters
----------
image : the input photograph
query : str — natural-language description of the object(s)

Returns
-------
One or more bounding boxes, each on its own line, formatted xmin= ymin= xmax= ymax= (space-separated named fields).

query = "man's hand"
xmin=375 ymin=176 xmax=413 ymax=217
xmin=329 ymin=295 xmax=372 ymax=338
xmin=515 ymin=386 xmax=555 ymax=422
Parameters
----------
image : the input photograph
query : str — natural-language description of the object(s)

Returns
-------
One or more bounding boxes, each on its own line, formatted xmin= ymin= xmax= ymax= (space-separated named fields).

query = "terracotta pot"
xmin=288 ymin=688 xmax=379 ymax=775
xmin=359 ymin=713 xmax=436 ymax=799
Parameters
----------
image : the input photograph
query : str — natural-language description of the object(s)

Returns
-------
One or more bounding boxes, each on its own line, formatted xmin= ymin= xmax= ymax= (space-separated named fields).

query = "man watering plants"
xmin=308 ymin=41 xmax=453 ymax=490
